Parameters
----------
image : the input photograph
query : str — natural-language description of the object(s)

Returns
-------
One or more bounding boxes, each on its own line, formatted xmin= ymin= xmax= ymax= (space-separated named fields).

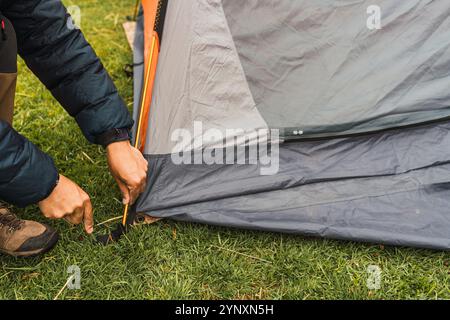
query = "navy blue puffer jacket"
xmin=0 ymin=0 xmax=134 ymax=207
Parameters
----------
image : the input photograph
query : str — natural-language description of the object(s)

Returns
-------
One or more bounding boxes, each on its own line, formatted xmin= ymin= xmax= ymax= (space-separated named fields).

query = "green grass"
xmin=1 ymin=0 xmax=449 ymax=300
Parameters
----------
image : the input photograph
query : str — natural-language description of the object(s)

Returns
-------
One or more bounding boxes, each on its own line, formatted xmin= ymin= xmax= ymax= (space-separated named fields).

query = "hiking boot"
xmin=0 ymin=204 xmax=59 ymax=257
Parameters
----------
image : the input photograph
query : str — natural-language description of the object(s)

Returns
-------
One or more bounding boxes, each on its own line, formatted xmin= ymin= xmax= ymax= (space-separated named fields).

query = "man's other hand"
xmin=38 ymin=175 xmax=94 ymax=234
xmin=106 ymin=141 xmax=148 ymax=206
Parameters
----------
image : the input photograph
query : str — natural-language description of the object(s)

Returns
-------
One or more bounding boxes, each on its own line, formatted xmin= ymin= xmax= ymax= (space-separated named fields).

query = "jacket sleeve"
xmin=0 ymin=121 xmax=58 ymax=207
xmin=3 ymin=0 xmax=134 ymax=144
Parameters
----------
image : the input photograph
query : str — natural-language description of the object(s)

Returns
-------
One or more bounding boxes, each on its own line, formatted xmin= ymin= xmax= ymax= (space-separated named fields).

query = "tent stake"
xmin=132 ymin=0 xmax=140 ymax=21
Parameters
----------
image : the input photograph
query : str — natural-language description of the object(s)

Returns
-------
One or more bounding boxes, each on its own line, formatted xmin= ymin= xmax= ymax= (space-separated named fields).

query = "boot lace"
xmin=0 ymin=207 xmax=24 ymax=232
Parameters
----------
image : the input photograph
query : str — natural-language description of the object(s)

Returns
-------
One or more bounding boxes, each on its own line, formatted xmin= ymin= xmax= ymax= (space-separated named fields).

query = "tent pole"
xmin=121 ymin=34 xmax=158 ymax=227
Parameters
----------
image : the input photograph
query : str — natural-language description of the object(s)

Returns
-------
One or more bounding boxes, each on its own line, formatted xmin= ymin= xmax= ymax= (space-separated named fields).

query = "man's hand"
xmin=106 ymin=140 xmax=148 ymax=206
xmin=39 ymin=174 xmax=94 ymax=234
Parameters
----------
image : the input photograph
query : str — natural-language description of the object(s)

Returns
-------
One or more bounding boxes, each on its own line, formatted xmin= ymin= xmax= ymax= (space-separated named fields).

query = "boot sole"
xmin=0 ymin=230 xmax=59 ymax=258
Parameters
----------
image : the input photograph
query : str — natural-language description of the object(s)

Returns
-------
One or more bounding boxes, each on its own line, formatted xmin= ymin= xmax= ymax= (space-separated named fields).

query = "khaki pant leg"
xmin=0 ymin=72 xmax=16 ymax=125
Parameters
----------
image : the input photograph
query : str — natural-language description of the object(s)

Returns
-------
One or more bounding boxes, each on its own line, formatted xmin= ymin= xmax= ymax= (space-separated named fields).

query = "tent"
xmin=130 ymin=0 xmax=450 ymax=250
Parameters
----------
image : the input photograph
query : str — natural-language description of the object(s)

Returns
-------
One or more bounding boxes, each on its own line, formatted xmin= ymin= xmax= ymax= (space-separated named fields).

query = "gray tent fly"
xmin=100 ymin=0 xmax=450 ymax=250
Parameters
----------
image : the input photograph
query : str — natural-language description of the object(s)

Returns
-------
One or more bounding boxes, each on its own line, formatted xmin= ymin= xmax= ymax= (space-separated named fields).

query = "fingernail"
xmin=122 ymin=199 xmax=128 ymax=205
